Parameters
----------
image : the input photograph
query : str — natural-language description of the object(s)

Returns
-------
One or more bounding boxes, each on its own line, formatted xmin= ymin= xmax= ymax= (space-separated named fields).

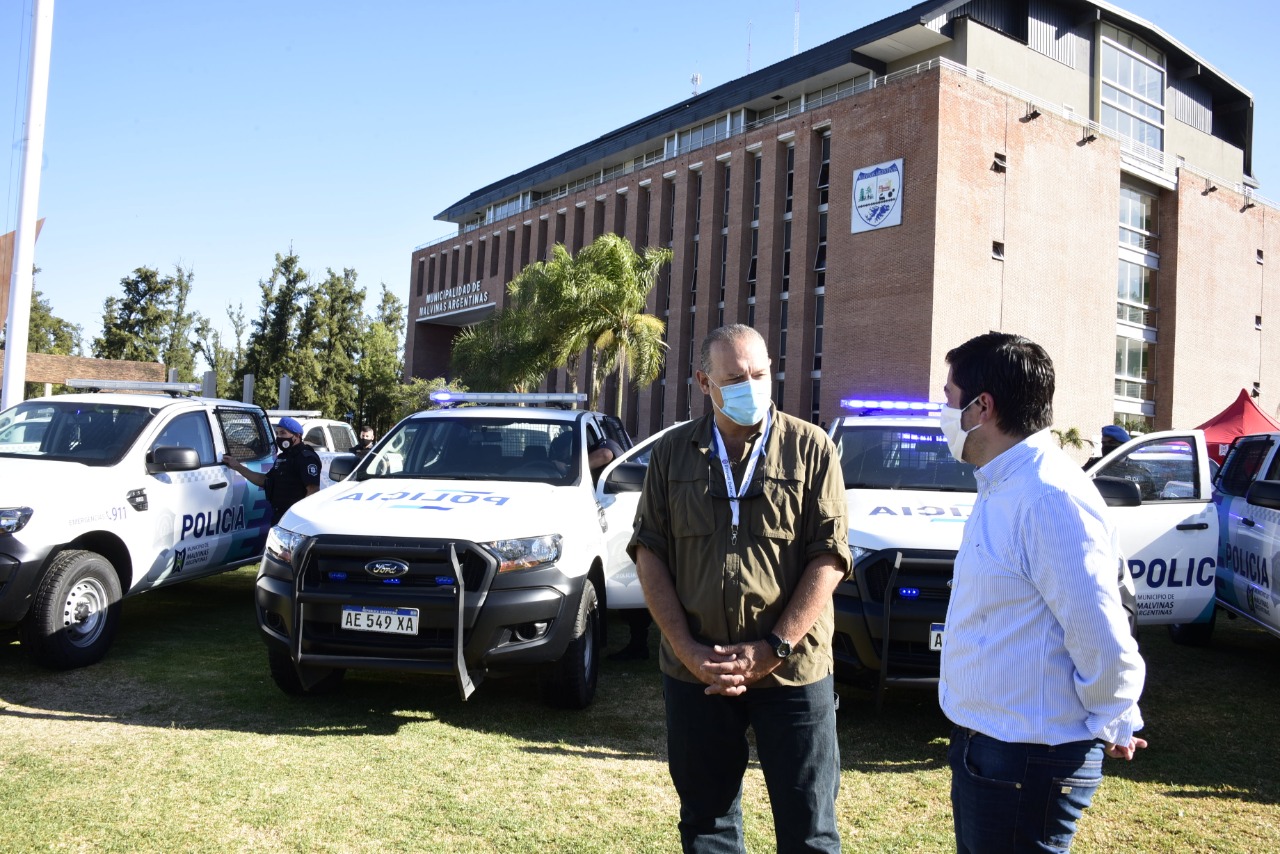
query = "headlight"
xmin=0 ymin=507 xmax=33 ymax=535
xmin=849 ymin=544 xmax=873 ymax=564
xmin=265 ymin=525 xmax=306 ymax=569
xmin=484 ymin=534 xmax=562 ymax=572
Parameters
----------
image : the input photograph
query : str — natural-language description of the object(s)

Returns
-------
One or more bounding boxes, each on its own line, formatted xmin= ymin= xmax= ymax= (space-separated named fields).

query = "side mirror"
xmin=148 ymin=446 xmax=201 ymax=473
xmin=1245 ymin=478 xmax=1280 ymax=510
xmin=1093 ymin=475 xmax=1142 ymax=507
xmin=328 ymin=453 xmax=359 ymax=482
xmin=605 ymin=461 xmax=648 ymax=494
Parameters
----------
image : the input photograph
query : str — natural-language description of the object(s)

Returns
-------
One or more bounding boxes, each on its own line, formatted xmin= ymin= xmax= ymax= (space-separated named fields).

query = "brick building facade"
xmin=405 ymin=0 xmax=1278 ymax=444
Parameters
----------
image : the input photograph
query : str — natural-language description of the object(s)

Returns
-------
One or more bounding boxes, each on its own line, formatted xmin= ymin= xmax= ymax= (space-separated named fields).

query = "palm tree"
xmin=581 ymin=234 xmax=672 ymax=418
xmin=508 ymin=244 xmax=601 ymax=398
xmin=451 ymin=305 xmax=554 ymax=393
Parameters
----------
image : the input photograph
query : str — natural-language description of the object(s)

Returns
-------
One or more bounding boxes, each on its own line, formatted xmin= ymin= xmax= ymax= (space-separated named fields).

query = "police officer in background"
xmin=223 ymin=416 xmax=321 ymax=523
xmin=353 ymin=424 xmax=377 ymax=457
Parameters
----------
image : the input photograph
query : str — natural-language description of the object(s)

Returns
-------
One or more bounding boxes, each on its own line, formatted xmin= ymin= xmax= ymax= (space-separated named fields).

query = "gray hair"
xmin=700 ymin=324 xmax=766 ymax=374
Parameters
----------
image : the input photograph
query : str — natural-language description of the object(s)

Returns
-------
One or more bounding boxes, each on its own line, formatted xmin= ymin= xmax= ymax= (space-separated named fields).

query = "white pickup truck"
xmin=0 ymin=381 xmax=275 ymax=668
xmin=1198 ymin=432 xmax=1280 ymax=642
xmin=255 ymin=392 xmax=635 ymax=708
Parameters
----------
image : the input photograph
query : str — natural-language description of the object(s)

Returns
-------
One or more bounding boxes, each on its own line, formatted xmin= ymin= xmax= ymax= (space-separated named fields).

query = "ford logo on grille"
xmin=364 ymin=559 xmax=410 ymax=579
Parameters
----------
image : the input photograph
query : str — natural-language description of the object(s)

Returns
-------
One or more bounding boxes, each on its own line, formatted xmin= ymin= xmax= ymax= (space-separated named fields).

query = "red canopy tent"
xmin=1195 ymin=389 xmax=1280 ymax=464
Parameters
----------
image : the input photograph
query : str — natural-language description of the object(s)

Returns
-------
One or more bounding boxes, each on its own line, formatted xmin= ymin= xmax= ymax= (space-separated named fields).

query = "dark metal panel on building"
xmin=1172 ymin=77 xmax=1214 ymax=134
xmin=1028 ymin=0 xmax=1086 ymax=69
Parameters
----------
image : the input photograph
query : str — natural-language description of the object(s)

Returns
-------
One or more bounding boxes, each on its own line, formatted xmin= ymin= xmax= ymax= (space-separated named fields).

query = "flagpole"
xmin=2 ymin=0 xmax=55 ymax=409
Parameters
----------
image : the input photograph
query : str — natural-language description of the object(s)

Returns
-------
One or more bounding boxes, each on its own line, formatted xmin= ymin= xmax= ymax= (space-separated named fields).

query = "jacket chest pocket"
xmin=670 ymin=472 xmax=716 ymax=539
xmin=751 ymin=463 xmax=805 ymax=541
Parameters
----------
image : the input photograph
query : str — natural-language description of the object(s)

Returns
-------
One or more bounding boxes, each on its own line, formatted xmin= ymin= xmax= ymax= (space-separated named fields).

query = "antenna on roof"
xmin=793 ymin=0 xmax=801 ymax=56
xmin=747 ymin=20 xmax=753 ymax=73
xmin=691 ymin=71 xmax=702 ymax=96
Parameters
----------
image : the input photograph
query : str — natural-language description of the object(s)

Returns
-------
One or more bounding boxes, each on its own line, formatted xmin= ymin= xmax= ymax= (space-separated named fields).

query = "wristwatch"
xmin=764 ymin=631 xmax=792 ymax=659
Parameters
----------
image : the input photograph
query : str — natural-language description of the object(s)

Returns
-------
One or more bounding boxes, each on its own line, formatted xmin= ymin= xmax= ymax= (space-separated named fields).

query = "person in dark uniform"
xmin=223 ymin=416 xmax=322 ymax=523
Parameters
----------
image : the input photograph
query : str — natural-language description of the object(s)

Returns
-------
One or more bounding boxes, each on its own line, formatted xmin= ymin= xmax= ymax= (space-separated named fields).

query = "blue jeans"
xmin=949 ymin=726 xmax=1105 ymax=853
xmin=663 ymin=674 xmax=841 ymax=854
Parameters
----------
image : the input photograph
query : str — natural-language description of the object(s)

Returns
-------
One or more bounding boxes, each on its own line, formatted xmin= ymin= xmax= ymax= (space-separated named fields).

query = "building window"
xmin=555 ymin=212 xmax=566 ymax=245
xmin=416 ymin=258 xmax=425 ymax=296
xmin=778 ymin=295 xmax=789 ymax=372
xmin=639 ymin=185 xmax=652 ymax=247
xmin=1115 ymin=335 xmax=1152 ymax=401
xmin=747 ymin=300 xmax=756 ymax=328
xmin=814 ymin=212 xmax=828 ymax=274
xmin=490 ymin=234 xmax=501 ymax=278
xmin=722 ymin=163 xmax=732 ymax=226
xmin=813 ymin=291 xmax=824 ymax=371
xmin=719 ymin=236 xmax=728 ymax=305
xmin=1100 ymin=23 xmax=1165 ymax=150
xmin=752 ymin=153 xmax=762 ymax=222
xmin=690 ymin=241 xmax=699 ymax=305
xmin=475 ymin=242 xmax=485 ymax=282
xmin=747 ymin=227 xmax=759 ymax=294
xmin=810 ymin=377 xmax=821 ymax=425
xmin=784 ymin=145 xmax=795 ymax=214
xmin=781 ymin=220 xmax=792 ymax=293
xmin=693 ymin=172 xmax=703 ymax=238
xmin=817 ymin=133 xmax=831 ymax=207
xmin=1119 ymin=186 xmax=1158 ymax=250
xmin=1117 ymin=259 xmax=1155 ymax=327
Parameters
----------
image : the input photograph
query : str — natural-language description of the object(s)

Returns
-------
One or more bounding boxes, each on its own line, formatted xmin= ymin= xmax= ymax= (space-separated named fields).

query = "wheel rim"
xmin=60 ymin=577 xmax=110 ymax=647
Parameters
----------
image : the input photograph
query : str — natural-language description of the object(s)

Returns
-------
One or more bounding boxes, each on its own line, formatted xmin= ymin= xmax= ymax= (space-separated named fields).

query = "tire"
xmin=1168 ymin=607 xmax=1217 ymax=647
xmin=542 ymin=581 xmax=601 ymax=709
xmin=267 ymin=645 xmax=345 ymax=695
xmin=20 ymin=550 xmax=122 ymax=670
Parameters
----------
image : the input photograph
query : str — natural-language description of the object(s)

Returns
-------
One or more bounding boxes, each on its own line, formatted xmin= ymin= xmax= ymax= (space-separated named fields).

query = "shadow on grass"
xmin=5 ymin=565 xmax=1279 ymax=803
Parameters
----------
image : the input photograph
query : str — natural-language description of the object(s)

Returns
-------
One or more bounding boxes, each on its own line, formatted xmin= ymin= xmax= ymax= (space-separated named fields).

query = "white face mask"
xmin=710 ymin=377 xmax=772 ymax=427
xmin=939 ymin=397 xmax=981 ymax=462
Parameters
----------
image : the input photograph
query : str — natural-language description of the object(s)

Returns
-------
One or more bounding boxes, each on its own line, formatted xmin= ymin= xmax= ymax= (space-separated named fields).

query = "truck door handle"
xmin=209 ymin=481 xmax=229 ymax=490
xmin=1242 ymin=517 xmax=1257 ymax=527
xmin=1175 ymin=522 xmax=1208 ymax=530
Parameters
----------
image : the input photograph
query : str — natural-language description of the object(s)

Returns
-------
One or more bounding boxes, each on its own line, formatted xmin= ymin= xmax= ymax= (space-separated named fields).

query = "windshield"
xmin=833 ymin=423 xmax=976 ymax=491
xmin=0 ymin=400 xmax=156 ymax=465
xmin=356 ymin=416 xmax=579 ymax=485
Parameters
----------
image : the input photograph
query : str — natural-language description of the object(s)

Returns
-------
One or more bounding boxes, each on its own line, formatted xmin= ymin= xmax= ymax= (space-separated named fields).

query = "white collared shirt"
xmin=939 ymin=430 xmax=1145 ymax=746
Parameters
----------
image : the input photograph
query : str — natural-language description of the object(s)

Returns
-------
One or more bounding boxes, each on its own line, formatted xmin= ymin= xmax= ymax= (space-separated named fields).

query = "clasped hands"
xmin=679 ymin=640 xmax=782 ymax=696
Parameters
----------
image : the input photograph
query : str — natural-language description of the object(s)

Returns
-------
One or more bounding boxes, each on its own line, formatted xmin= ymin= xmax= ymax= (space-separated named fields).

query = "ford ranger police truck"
xmin=1196 ymin=431 xmax=1280 ymax=643
xmin=0 ymin=380 xmax=275 ymax=668
xmin=255 ymin=392 xmax=633 ymax=708
xmin=827 ymin=398 xmax=1218 ymax=706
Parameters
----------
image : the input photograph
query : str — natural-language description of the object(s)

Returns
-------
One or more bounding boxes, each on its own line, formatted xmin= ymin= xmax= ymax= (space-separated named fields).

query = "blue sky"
xmin=3 ymin=0 xmax=1276 ymax=348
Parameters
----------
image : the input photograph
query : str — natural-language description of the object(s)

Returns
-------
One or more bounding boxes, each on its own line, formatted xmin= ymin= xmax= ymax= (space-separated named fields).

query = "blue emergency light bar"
xmin=429 ymin=391 xmax=587 ymax=405
xmin=839 ymin=398 xmax=942 ymax=412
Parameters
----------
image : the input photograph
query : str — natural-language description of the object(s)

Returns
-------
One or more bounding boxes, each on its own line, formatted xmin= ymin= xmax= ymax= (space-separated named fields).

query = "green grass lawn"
xmin=2 ymin=566 xmax=1278 ymax=852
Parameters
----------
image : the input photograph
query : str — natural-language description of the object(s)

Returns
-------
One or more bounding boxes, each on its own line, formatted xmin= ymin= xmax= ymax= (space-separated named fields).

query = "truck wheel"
xmin=267 ymin=645 xmax=345 ymax=695
xmin=20 ymin=550 xmax=122 ymax=670
xmin=1168 ymin=607 xmax=1216 ymax=647
xmin=542 ymin=582 xmax=601 ymax=709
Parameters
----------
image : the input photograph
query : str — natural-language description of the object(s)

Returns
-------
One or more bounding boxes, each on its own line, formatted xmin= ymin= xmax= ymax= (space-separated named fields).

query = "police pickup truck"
xmin=0 ymin=380 xmax=276 ymax=668
xmin=1194 ymin=431 xmax=1280 ymax=643
xmin=827 ymin=399 xmax=1218 ymax=705
xmin=255 ymin=392 xmax=634 ymax=708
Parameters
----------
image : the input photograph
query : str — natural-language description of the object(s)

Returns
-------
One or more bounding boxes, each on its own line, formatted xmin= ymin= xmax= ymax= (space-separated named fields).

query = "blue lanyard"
xmin=711 ymin=411 xmax=771 ymax=546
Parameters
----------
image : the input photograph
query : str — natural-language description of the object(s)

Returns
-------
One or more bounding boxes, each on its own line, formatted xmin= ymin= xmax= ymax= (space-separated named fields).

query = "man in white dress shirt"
xmin=938 ymin=332 xmax=1147 ymax=853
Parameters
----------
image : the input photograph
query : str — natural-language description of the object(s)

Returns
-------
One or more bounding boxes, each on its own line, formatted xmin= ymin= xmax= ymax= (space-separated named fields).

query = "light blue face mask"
xmin=711 ymin=377 xmax=772 ymax=427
